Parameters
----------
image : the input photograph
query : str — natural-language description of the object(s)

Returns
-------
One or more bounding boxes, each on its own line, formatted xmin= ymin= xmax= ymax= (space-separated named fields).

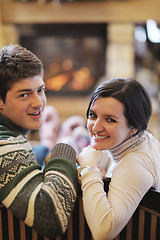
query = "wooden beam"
xmin=1 ymin=0 xmax=160 ymax=24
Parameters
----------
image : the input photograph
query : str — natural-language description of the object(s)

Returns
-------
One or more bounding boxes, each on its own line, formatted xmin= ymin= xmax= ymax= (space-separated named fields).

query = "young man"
xmin=0 ymin=44 xmax=78 ymax=238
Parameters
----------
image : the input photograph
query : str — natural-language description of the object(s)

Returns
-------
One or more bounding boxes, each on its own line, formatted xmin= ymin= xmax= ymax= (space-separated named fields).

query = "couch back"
xmin=1 ymin=178 xmax=160 ymax=240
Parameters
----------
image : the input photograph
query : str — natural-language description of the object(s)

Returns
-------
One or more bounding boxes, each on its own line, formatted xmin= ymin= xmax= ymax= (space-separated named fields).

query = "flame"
xmin=45 ymin=60 xmax=94 ymax=92
xmin=46 ymin=73 xmax=71 ymax=91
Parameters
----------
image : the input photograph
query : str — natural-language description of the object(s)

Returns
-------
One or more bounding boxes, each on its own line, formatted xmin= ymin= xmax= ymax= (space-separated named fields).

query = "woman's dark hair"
xmin=0 ymin=44 xmax=43 ymax=103
xmin=87 ymin=78 xmax=152 ymax=133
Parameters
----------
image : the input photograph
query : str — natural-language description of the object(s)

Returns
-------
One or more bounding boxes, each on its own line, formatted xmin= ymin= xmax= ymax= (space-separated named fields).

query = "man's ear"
xmin=0 ymin=99 xmax=4 ymax=111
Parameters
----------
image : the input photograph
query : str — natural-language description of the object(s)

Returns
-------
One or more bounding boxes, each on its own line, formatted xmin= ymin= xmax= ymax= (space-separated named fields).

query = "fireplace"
xmin=17 ymin=23 xmax=107 ymax=96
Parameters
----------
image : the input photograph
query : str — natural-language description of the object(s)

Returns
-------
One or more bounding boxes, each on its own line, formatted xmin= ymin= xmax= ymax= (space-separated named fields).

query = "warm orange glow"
xmin=70 ymin=67 xmax=94 ymax=90
xmin=46 ymin=73 xmax=71 ymax=91
xmin=45 ymin=60 xmax=95 ymax=92
xmin=62 ymin=59 xmax=73 ymax=71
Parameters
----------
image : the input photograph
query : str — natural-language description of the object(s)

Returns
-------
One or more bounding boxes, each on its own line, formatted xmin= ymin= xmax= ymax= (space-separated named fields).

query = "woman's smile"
xmin=87 ymin=97 xmax=131 ymax=150
xmin=93 ymin=133 xmax=110 ymax=140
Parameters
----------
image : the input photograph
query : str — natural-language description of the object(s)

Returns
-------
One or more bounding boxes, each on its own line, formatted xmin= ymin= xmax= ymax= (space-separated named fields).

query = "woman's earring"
xmin=132 ymin=130 xmax=138 ymax=137
xmin=130 ymin=128 xmax=138 ymax=137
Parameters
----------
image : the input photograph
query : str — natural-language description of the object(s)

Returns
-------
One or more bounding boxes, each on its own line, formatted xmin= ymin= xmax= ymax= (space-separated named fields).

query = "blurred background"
xmin=0 ymin=0 xmax=160 ymax=141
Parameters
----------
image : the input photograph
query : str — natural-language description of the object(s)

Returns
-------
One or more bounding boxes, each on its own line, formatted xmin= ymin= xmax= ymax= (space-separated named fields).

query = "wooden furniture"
xmin=1 ymin=178 xmax=160 ymax=240
xmin=1 ymin=0 xmax=160 ymax=24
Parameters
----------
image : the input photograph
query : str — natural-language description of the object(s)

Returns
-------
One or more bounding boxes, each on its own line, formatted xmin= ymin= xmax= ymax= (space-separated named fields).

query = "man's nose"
xmin=31 ymin=93 xmax=44 ymax=108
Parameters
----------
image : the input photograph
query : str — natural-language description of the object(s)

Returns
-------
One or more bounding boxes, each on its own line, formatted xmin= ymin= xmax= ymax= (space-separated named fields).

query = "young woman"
xmin=77 ymin=78 xmax=160 ymax=240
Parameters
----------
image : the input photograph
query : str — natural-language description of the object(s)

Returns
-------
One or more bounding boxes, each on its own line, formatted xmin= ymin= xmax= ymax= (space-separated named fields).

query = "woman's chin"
xmin=91 ymin=142 xmax=107 ymax=151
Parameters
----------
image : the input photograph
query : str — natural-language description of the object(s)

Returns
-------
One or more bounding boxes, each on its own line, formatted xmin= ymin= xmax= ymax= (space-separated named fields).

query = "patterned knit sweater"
xmin=0 ymin=113 xmax=78 ymax=238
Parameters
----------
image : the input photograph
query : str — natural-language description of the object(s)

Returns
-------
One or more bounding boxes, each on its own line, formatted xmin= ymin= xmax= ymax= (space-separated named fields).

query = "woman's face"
xmin=87 ymin=97 xmax=132 ymax=150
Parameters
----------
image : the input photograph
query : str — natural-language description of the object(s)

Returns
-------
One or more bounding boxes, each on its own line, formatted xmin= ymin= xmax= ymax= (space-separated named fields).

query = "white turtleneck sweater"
xmin=80 ymin=131 xmax=160 ymax=240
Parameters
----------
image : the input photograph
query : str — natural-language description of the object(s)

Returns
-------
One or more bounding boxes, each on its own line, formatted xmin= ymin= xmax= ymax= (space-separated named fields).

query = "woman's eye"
xmin=89 ymin=112 xmax=97 ymax=119
xmin=106 ymin=118 xmax=116 ymax=123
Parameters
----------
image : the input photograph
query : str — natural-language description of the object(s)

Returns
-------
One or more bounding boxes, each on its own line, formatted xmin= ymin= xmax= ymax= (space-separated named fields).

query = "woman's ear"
xmin=129 ymin=127 xmax=138 ymax=136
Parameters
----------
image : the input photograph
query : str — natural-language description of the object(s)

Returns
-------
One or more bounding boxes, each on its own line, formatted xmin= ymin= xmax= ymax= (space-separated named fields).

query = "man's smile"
xmin=28 ymin=111 xmax=41 ymax=116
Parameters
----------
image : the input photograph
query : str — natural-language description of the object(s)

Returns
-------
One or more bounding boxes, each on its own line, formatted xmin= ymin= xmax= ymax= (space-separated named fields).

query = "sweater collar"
xmin=109 ymin=131 xmax=148 ymax=162
xmin=0 ymin=113 xmax=29 ymax=136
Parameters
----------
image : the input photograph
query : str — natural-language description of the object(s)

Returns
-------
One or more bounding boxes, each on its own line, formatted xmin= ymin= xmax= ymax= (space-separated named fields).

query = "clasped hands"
xmin=77 ymin=145 xmax=109 ymax=180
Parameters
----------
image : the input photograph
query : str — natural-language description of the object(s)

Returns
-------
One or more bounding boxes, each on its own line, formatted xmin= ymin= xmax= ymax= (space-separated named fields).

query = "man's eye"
xmin=19 ymin=93 xmax=28 ymax=98
xmin=38 ymin=88 xmax=46 ymax=94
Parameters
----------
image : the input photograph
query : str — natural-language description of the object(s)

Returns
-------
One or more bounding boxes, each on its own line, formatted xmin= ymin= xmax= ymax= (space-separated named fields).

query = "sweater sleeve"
xmin=80 ymin=153 xmax=154 ymax=240
xmin=0 ymin=143 xmax=78 ymax=239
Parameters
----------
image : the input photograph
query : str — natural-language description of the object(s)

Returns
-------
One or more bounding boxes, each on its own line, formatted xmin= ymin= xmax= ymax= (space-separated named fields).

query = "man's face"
xmin=0 ymin=75 xmax=47 ymax=130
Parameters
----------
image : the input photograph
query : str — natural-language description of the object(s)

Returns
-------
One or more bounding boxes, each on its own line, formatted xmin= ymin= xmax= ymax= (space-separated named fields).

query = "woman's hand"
xmin=77 ymin=145 xmax=103 ymax=168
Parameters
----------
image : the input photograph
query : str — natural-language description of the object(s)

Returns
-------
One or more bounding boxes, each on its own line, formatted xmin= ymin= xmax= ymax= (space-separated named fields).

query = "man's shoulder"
xmin=0 ymin=125 xmax=29 ymax=149
xmin=0 ymin=125 xmax=20 ymax=139
xmin=0 ymin=125 xmax=35 ymax=161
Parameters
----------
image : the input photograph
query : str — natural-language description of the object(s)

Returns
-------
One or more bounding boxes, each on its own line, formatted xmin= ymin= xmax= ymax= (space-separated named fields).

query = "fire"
xmin=45 ymin=61 xmax=94 ymax=92
xmin=46 ymin=73 xmax=72 ymax=91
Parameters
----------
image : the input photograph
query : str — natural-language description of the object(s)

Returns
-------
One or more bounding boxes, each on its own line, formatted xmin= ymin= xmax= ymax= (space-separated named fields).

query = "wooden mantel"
xmin=1 ymin=0 xmax=160 ymax=24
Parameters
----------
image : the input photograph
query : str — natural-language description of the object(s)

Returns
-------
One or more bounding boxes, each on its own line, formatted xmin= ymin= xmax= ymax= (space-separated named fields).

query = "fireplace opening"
xmin=17 ymin=23 xmax=107 ymax=96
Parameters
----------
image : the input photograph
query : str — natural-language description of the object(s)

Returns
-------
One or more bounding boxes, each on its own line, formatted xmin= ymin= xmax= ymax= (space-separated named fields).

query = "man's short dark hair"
xmin=0 ymin=44 xmax=43 ymax=102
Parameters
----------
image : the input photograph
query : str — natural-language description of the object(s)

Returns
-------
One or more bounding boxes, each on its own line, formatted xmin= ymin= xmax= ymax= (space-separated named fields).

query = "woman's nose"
xmin=92 ymin=119 xmax=104 ymax=132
